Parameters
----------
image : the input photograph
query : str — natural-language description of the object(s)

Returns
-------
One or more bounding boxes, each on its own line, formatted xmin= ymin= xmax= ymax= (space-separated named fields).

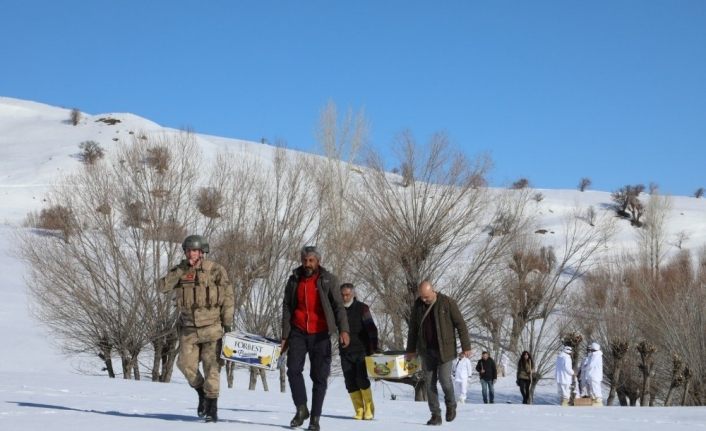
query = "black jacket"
xmin=476 ymin=357 xmax=498 ymax=381
xmin=341 ymin=298 xmax=378 ymax=355
xmin=281 ymin=266 xmax=349 ymax=339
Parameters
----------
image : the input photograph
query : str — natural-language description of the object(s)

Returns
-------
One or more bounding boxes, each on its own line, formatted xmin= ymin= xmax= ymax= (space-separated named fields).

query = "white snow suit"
xmin=452 ymin=356 xmax=473 ymax=403
xmin=586 ymin=349 xmax=603 ymax=401
xmin=555 ymin=351 xmax=574 ymax=403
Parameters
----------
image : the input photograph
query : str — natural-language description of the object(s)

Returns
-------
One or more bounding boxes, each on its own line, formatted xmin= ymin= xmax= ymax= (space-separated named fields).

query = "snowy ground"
xmin=2 ymin=97 xmax=706 ymax=430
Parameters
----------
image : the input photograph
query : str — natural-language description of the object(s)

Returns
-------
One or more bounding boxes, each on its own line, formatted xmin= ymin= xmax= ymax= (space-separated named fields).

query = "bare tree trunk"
xmin=99 ymin=343 xmax=115 ymax=378
xmin=121 ymin=354 xmax=132 ymax=380
xmin=637 ymin=341 xmax=656 ymax=406
xmin=618 ymin=389 xmax=628 ymax=406
xmin=151 ymin=341 xmax=163 ymax=382
xmin=160 ymin=335 xmax=178 ymax=383
xmin=682 ymin=380 xmax=691 ymax=406
xmin=665 ymin=386 xmax=674 ymax=406
xmin=607 ymin=362 xmax=623 ymax=406
xmin=391 ymin=313 xmax=404 ymax=349
xmin=640 ymin=373 xmax=652 ymax=406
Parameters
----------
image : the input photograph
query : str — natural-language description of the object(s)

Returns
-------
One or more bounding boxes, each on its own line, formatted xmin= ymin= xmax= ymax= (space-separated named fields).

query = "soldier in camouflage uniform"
xmin=159 ymin=235 xmax=234 ymax=423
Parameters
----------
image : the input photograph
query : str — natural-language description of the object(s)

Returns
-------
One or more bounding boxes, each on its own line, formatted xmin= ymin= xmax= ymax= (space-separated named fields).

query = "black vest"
xmin=342 ymin=299 xmax=369 ymax=354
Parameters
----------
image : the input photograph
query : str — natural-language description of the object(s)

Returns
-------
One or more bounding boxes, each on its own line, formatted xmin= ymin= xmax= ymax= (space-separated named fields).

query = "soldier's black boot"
xmin=196 ymin=387 xmax=206 ymax=418
xmin=290 ymin=404 xmax=310 ymax=427
xmin=204 ymin=397 xmax=218 ymax=423
xmin=307 ymin=416 xmax=320 ymax=431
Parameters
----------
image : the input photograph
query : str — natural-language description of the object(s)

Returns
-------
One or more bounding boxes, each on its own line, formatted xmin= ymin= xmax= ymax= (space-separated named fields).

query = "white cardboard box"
xmin=365 ymin=352 xmax=421 ymax=379
xmin=221 ymin=331 xmax=282 ymax=371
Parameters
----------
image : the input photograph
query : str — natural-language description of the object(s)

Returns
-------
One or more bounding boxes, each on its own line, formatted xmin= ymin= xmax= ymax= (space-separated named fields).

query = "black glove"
xmin=516 ymin=379 xmax=520 ymax=386
xmin=223 ymin=325 xmax=232 ymax=333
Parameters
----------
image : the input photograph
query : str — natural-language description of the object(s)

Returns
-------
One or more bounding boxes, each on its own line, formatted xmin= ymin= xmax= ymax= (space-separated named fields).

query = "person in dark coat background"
xmin=475 ymin=351 xmax=498 ymax=403
xmin=516 ymin=350 xmax=534 ymax=404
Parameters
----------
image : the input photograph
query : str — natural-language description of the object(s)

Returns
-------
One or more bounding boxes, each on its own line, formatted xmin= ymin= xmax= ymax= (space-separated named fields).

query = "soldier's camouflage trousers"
xmin=177 ymin=323 xmax=223 ymax=398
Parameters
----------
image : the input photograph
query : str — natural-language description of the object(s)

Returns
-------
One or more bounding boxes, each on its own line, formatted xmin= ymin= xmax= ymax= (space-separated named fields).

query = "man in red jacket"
xmin=281 ymin=246 xmax=350 ymax=431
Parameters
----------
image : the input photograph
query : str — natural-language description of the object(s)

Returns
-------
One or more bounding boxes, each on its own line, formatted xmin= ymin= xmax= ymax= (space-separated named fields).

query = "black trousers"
xmin=340 ymin=351 xmax=371 ymax=393
xmin=286 ymin=328 xmax=332 ymax=417
xmin=518 ymin=378 xmax=531 ymax=404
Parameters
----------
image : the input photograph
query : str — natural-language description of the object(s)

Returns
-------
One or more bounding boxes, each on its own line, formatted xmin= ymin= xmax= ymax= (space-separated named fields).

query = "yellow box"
xmin=365 ymin=352 xmax=421 ymax=379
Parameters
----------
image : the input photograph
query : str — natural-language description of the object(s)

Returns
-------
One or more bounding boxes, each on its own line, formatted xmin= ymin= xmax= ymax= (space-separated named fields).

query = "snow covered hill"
xmin=1 ymin=97 xmax=705 ymax=430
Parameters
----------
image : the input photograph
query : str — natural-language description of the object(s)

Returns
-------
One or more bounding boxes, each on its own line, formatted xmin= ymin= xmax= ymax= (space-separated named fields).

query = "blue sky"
xmin=1 ymin=1 xmax=704 ymax=195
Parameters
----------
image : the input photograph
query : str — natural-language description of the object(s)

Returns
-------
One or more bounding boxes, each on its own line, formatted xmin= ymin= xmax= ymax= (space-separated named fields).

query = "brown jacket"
xmin=159 ymin=259 xmax=234 ymax=331
xmin=406 ymin=292 xmax=471 ymax=363
xmin=517 ymin=359 xmax=534 ymax=381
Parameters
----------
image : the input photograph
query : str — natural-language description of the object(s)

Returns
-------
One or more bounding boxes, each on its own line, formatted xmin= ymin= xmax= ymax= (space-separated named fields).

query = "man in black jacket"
xmin=339 ymin=283 xmax=379 ymax=420
xmin=406 ymin=281 xmax=471 ymax=426
xmin=281 ymin=246 xmax=350 ymax=431
xmin=475 ymin=351 xmax=498 ymax=404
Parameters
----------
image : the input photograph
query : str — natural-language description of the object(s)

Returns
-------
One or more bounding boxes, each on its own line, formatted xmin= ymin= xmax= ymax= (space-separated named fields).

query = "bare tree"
xmin=504 ymin=238 xmax=556 ymax=354
xmin=578 ymin=243 xmax=706 ymax=406
xmin=78 ymin=141 xmax=105 ymax=165
xmin=352 ymin=132 xmax=491 ymax=327
xmin=636 ymin=340 xmax=657 ymax=406
xmin=70 ymin=108 xmax=81 ymax=126
xmin=19 ymin=131 xmax=204 ymax=381
xmin=311 ymin=101 xmax=368 ymax=282
xmin=350 ymin=132 xmax=496 ymax=400
xmin=510 ymin=210 xmax=615 ymax=401
xmin=454 ymin=189 xmax=534 ymax=362
xmin=664 ymin=354 xmax=686 ymax=406
xmin=611 ymin=184 xmax=645 ymax=226
xmin=636 ymin=193 xmax=671 ymax=282
xmin=511 ymin=178 xmax=530 ymax=190
xmin=209 ymin=147 xmax=318 ymax=392
xmin=672 ymin=230 xmax=690 ymax=250
xmin=578 ymin=177 xmax=591 ymax=192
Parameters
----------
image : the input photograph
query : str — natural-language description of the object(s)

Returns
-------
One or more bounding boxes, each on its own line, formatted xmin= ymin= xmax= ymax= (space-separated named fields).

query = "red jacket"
xmin=292 ymin=273 xmax=329 ymax=334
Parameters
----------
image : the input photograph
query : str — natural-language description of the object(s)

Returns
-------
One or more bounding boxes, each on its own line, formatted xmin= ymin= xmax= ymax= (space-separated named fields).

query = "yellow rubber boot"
xmin=361 ymin=387 xmax=375 ymax=420
xmin=349 ymin=391 xmax=364 ymax=420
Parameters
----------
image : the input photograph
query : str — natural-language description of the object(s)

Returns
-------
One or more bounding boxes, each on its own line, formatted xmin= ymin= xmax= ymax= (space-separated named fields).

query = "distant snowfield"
xmin=1 ymin=97 xmax=706 ymax=430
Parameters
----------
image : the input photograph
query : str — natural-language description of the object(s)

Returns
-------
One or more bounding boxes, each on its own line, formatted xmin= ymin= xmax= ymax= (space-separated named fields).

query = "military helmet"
xmin=182 ymin=234 xmax=209 ymax=253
